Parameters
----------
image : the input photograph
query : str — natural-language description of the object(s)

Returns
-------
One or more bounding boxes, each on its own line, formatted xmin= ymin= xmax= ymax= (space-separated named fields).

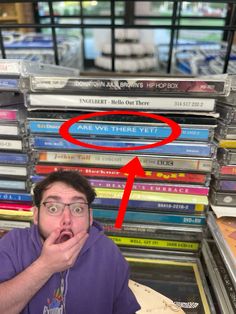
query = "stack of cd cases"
xmin=211 ymin=76 xmax=236 ymax=213
xmin=0 ymin=59 xmax=79 ymax=236
xmin=25 ymin=73 xmax=231 ymax=253
xmin=2 ymin=32 xmax=83 ymax=70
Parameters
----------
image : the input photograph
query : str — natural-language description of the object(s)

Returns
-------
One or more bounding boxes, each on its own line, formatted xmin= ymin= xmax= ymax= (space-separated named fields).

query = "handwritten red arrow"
xmin=114 ymin=157 xmax=145 ymax=229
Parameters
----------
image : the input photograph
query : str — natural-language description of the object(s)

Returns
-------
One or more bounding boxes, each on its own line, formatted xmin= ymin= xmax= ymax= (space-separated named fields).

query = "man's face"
xmin=33 ymin=181 xmax=93 ymax=243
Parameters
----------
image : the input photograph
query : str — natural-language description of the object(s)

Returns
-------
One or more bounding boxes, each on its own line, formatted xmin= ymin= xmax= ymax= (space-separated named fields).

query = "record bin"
xmin=123 ymin=248 xmax=216 ymax=314
xmin=207 ymin=212 xmax=236 ymax=291
xmin=201 ymin=239 xmax=236 ymax=313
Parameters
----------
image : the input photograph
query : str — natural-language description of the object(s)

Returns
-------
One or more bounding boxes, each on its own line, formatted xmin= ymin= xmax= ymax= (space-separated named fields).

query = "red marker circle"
xmin=59 ymin=110 xmax=181 ymax=151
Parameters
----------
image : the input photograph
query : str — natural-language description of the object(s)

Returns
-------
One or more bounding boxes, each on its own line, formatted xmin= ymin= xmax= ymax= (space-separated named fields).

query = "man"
xmin=0 ymin=170 xmax=140 ymax=314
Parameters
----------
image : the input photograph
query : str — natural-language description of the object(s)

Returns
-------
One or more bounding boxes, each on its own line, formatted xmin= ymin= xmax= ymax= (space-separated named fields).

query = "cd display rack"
xmin=0 ymin=1 xmax=236 ymax=73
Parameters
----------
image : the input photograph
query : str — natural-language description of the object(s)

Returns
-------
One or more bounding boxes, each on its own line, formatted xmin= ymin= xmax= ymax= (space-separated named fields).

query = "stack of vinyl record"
xmin=210 ymin=78 xmax=236 ymax=216
xmin=25 ymin=74 xmax=230 ymax=254
xmin=0 ymin=59 xmax=79 ymax=237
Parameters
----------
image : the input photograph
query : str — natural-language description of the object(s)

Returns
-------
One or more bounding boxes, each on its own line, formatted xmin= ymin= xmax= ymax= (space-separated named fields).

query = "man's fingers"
xmin=45 ymin=229 xmax=61 ymax=245
xmin=60 ymin=231 xmax=88 ymax=250
xmin=65 ymin=234 xmax=89 ymax=263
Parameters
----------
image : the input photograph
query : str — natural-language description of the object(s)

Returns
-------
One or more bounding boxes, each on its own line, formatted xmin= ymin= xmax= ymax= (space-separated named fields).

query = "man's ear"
xmin=33 ymin=206 xmax=39 ymax=225
xmin=89 ymin=208 xmax=93 ymax=226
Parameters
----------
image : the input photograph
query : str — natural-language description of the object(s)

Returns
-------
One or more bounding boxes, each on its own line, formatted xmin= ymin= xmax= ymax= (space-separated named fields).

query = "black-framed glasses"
xmin=41 ymin=201 xmax=89 ymax=217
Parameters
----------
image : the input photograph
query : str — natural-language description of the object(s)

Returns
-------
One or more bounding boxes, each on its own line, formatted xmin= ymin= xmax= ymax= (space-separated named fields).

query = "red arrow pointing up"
xmin=114 ymin=157 xmax=145 ymax=229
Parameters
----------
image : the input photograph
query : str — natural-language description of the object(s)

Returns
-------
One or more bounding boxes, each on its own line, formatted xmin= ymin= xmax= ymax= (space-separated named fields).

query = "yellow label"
xmin=195 ymin=204 xmax=204 ymax=211
xmin=219 ymin=140 xmax=236 ymax=148
xmin=0 ymin=210 xmax=33 ymax=221
xmin=109 ymin=236 xmax=199 ymax=251
xmin=96 ymin=188 xmax=208 ymax=204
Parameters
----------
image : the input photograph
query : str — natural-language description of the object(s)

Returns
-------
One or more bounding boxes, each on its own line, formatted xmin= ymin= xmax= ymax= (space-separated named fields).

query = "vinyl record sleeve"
xmin=126 ymin=256 xmax=213 ymax=314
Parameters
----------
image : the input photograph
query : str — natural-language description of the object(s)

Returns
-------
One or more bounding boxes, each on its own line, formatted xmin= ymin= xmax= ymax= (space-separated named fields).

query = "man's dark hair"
xmin=33 ymin=170 xmax=96 ymax=208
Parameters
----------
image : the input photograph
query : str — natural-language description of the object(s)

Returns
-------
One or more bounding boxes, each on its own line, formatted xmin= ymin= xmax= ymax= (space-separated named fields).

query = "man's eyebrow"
xmin=43 ymin=195 xmax=61 ymax=202
xmin=71 ymin=196 xmax=88 ymax=202
xmin=43 ymin=195 xmax=87 ymax=202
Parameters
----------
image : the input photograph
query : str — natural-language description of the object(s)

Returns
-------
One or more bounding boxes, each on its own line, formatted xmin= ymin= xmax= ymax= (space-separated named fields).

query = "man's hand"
xmin=38 ymin=229 xmax=89 ymax=275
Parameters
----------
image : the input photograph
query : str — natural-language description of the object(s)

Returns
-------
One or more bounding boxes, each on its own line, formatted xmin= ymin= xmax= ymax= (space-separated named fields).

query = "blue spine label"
xmin=0 ymin=153 xmax=28 ymax=164
xmin=33 ymin=136 xmax=212 ymax=157
xmin=0 ymin=79 xmax=19 ymax=89
xmin=93 ymin=209 xmax=206 ymax=225
xmin=0 ymin=192 xmax=32 ymax=202
xmin=93 ymin=198 xmax=203 ymax=213
xmin=29 ymin=121 xmax=210 ymax=141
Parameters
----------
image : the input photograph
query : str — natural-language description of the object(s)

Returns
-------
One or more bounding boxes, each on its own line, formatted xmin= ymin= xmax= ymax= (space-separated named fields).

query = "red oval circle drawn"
xmin=59 ymin=110 xmax=182 ymax=152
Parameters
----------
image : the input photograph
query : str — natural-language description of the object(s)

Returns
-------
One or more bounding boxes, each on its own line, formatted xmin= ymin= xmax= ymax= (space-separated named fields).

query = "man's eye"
xmin=73 ymin=207 xmax=83 ymax=214
xmin=48 ymin=205 xmax=59 ymax=213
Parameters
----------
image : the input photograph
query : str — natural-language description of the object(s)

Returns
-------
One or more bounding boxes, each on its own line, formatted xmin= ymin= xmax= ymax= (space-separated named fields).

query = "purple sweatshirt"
xmin=0 ymin=221 xmax=140 ymax=314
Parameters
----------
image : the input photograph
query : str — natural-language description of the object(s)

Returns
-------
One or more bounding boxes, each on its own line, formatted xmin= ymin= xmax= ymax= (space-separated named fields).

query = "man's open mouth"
xmin=56 ymin=230 xmax=74 ymax=243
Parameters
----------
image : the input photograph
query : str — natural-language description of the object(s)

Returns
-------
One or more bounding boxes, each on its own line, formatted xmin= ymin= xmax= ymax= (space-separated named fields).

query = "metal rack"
xmin=0 ymin=0 xmax=236 ymax=74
